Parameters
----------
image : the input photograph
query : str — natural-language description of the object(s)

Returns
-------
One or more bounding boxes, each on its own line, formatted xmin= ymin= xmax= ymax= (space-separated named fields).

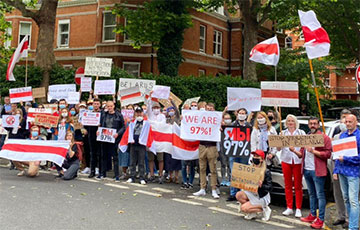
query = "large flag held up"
xmin=249 ymin=36 xmax=280 ymax=66
xmin=0 ymin=139 xmax=70 ymax=166
xmin=6 ymin=35 xmax=29 ymax=81
xmin=298 ymin=10 xmax=330 ymax=59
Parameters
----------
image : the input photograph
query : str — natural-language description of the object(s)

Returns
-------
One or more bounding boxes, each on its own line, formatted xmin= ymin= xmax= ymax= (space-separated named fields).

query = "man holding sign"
xmin=333 ymin=113 xmax=360 ymax=230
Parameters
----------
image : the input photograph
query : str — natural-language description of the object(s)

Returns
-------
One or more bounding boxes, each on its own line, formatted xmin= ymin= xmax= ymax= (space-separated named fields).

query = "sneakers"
xmin=126 ymin=178 xmax=134 ymax=183
xmin=262 ymin=206 xmax=272 ymax=221
xmin=193 ymin=189 xmax=206 ymax=196
xmin=114 ymin=177 xmax=120 ymax=183
xmin=119 ymin=174 xmax=127 ymax=180
xmin=295 ymin=209 xmax=302 ymax=218
xmin=88 ymin=173 xmax=95 ymax=178
xmin=158 ymin=176 xmax=164 ymax=184
xmin=81 ymin=167 xmax=90 ymax=174
xmin=95 ymin=175 xmax=104 ymax=180
xmin=282 ymin=208 xmax=294 ymax=216
xmin=212 ymin=190 xmax=220 ymax=199
xmin=225 ymin=181 xmax=231 ymax=187
xmin=188 ymin=183 xmax=193 ymax=189
xmin=301 ymin=213 xmax=316 ymax=223
xmin=17 ymin=170 xmax=25 ymax=176
xmin=244 ymin=213 xmax=257 ymax=220
xmin=95 ymin=168 xmax=99 ymax=176
xmin=216 ymin=187 xmax=220 ymax=195
xmin=310 ymin=218 xmax=324 ymax=229
xmin=220 ymin=180 xmax=227 ymax=186
xmin=140 ymin=180 xmax=146 ymax=185
xmin=180 ymin=183 xmax=189 ymax=190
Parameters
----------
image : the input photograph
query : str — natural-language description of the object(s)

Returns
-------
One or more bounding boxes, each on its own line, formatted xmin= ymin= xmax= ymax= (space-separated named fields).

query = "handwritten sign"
xmin=227 ymin=88 xmax=261 ymax=111
xmin=43 ymin=104 xmax=58 ymax=113
xmin=27 ymin=108 xmax=53 ymax=124
xmin=9 ymin=87 xmax=33 ymax=103
xmin=66 ymin=92 xmax=80 ymax=105
xmin=1 ymin=115 xmax=19 ymax=128
xmin=158 ymin=92 xmax=183 ymax=108
xmin=182 ymin=97 xmax=201 ymax=108
xmin=261 ymin=81 xmax=299 ymax=108
xmin=221 ymin=126 xmax=252 ymax=159
xmin=152 ymin=85 xmax=170 ymax=99
xmin=180 ymin=110 xmax=222 ymax=142
xmin=268 ymin=134 xmax=324 ymax=147
xmin=34 ymin=114 xmax=59 ymax=128
xmin=48 ymin=84 xmax=76 ymax=102
xmin=97 ymin=127 xmax=116 ymax=143
xmin=81 ymin=111 xmax=101 ymax=126
xmin=119 ymin=78 xmax=156 ymax=100
xmin=332 ymin=136 xmax=359 ymax=160
xmin=84 ymin=57 xmax=112 ymax=77
xmin=80 ymin=77 xmax=92 ymax=92
xmin=121 ymin=110 xmax=134 ymax=120
xmin=32 ymin=87 xmax=46 ymax=99
xmin=94 ymin=80 xmax=116 ymax=95
xmin=231 ymin=162 xmax=266 ymax=193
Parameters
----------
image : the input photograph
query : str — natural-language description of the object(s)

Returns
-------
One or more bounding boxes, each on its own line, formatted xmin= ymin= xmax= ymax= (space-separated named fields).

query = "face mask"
xmin=238 ymin=114 xmax=247 ymax=121
xmin=191 ymin=106 xmax=198 ymax=110
xmin=310 ymin=128 xmax=318 ymax=134
xmin=31 ymin=131 xmax=38 ymax=137
xmin=257 ymin=118 xmax=266 ymax=125
xmin=224 ymin=119 xmax=232 ymax=124
xmin=169 ymin=111 xmax=175 ymax=116
xmin=104 ymin=109 xmax=108 ymax=112
xmin=143 ymin=109 xmax=147 ymax=114
xmin=199 ymin=108 xmax=206 ymax=111
xmin=136 ymin=116 xmax=143 ymax=122
xmin=153 ymin=109 xmax=160 ymax=115
xmin=62 ymin=113 xmax=68 ymax=117
xmin=88 ymin=106 xmax=94 ymax=110
xmin=70 ymin=111 xmax=76 ymax=116
xmin=252 ymin=158 xmax=261 ymax=165
xmin=59 ymin=104 xmax=66 ymax=109
xmin=340 ymin=123 xmax=347 ymax=132
xmin=268 ymin=116 xmax=274 ymax=121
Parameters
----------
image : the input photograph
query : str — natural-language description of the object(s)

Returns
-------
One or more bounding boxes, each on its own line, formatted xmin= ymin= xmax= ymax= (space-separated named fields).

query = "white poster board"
xmin=118 ymin=78 xmax=156 ymax=100
xmin=332 ymin=136 xmax=359 ymax=160
xmin=80 ymin=77 xmax=92 ymax=92
xmin=96 ymin=127 xmax=116 ymax=143
xmin=152 ymin=85 xmax=170 ymax=99
xmin=48 ymin=84 xmax=76 ymax=102
xmin=9 ymin=87 xmax=33 ymax=103
xmin=84 ymin=57 xmax=112 ymax=77
xmin=81 ymin=111 xmax=101 ymax=126
xmin=66 ymin=92 xmax=80 ymax=104
xmin=1 ymin=115 xmax=20 ymax=128
xmin=227 ymin=88 xmax=261 ymax=111
xmin=94 ymin=80 xmax=116 ymax=95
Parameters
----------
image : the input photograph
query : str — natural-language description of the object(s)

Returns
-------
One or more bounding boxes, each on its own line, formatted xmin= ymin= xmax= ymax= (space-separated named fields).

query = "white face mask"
xmin=169 ymin=111 xmax=175 ymax=116
xmin=136 ymin=116 xmax=144 ymax=122
xmin=340 ymin=123 xmax=347 ymax=132
xmin=224 ymin=119 xmax=232 ymax=124
xmin=62 ymin=113 xmax=68 ymax=117
xmin=153 ymin=109 xmax=160 ymax=115
xmin=257 ymin=118 xmax=266 ymax=125
xmin=143 ymin=109 xmax=147 ymax=114
xmin=191 ymin=106 xmax=198 ymax=110
xmin=199 ymin=108 xmax=206 ymax=111
xmin=238 ymin=114 xmax=247 ymax=121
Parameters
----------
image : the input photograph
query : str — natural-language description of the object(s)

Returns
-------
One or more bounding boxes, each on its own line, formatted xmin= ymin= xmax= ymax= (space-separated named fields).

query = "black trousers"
xmin=100 ymin=142 xmax=119 ymax=178
xmin=89 ymin=138 xmax=101 ymax=174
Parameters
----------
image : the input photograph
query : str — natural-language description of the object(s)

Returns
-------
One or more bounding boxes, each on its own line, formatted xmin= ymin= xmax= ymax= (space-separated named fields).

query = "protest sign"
xmin=231 ymin=162 xmax=266 ymax=193
xmin=119 ymin=78 xmax=156 ymax=100
xmin=34 ymin=114 xmax=59 ymax=128
xmin=261 ymin=81 xmax=299 ymax=108
xmin=332 ymin=136 xmax=358 ymax=160
xmin=32 ymin=87 xmax=46 ymax=99
xmin=43 ymin=104 xmax=58 ymax=113
xmin=80 ymin=77 xmax=92 ymax=92
xmin=27 ymin=108 xmax=54 ymax=124
xmin=2 ymin=115 xmax=19 ymax=128
xmin=221 ymin=126 xmax=252 ymax=159
xmin=180 ymin=110 xmax=222 ymax=142
xmin=119 ymin=86 xmax=143 ymax=106
xmin=94 ymin=80 xmax=116 ymax=95
xmin=66 ymin=92 xmax=80 ymax=104
xmin=158 ymin=92 xmax=183 ymax=108
xmin=9 ymin=87 xmax=33 ymax=103
xmin=84 ymin=57 xmax=112 ymax=77
xmin=81 ymin=111 xmax=101 ymax=126
xmin=121 ymin=110 xmax=134 ymax=120
xmin=227 ymin=88 xmax=261 ymax=111
xmin=97 ymin=127 xmax=116 ymax=143
xmin=48 ymin=84 xmax=76 ymax=102
xmin=182 ymin=97 xmax=201 ymax=108
xmin=152 ymin=85 xmax=170 ymax=99
xmin=72 ymin=117 xmax=83 ymax=130
xmin=268 ymin=134 xmax=324 ymax=147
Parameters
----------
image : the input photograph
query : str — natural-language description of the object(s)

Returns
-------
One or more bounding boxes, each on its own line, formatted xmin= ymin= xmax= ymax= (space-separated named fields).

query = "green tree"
xmin=0 ymin=2 xmax=13 ymax=63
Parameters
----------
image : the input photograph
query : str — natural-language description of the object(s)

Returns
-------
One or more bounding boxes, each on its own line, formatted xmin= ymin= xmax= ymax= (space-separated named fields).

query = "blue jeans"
xmin=304 ymin=169 xmax=326 ymax=221
xmin=181 ymin=160 xmax=195 ymax=184
xmin=339 ymin=174 xmax=360 ymax=230
xmin=229 ymin=157 xmax=248 ymax=196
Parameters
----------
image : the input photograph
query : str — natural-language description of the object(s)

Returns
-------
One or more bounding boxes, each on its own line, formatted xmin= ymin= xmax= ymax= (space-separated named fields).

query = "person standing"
xmin=333 ymin=113 xmax=360 ymax=230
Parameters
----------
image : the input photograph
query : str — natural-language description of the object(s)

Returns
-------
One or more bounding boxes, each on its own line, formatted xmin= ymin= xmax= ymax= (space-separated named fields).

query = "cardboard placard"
xmin=32 ymin=87 xmax=46 ymax=99
xmin=268 ymin=134 xmax=324 ymax=148
xmin=182 ymin=97 xmax=201 ymax=108
xmin=158 ymin=92 xmax=183 ymax=108
xmin=72 ymin=117 xmax=83 ymax=130
xmin=96 ymin=127 xmax=116 ymax=143
xmin=34 ymin=114 xmax=59 ymax=128
xmin=84 ymin=57 xmax=112 ymax=77
xmin=221 ymin=126 xmax=252 ymax=159
xmin=1 ymin=115 xmax=20 ymax=128
xmin=231 ymin=162 xmax=266 ymax=193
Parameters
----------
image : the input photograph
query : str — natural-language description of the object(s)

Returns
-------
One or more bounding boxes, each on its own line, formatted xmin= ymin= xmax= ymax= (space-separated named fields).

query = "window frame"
xmin=4 ymin=21 xmax=12 ymax=49
xmin=199 ymin=25 xmax=206 ymax=53
xmin=123 ymin=62 xmax=141 ymax=77
xmin=57 ymin=19 xmax=70 ymax=48
xmin=19 ymin=21 xmax=32 ymax=48
xmin=285 ymin=36 xmax=293 ymax=49
xmin=213 ymin=30 xmax=222 ymax=56
xmin=198 ymin=69 xmax=206 ymax=76
xmin=102 ymin=11 xmax=116 ymax=42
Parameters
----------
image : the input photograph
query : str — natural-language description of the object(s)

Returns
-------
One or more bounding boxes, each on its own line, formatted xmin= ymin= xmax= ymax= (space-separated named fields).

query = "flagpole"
xmin=25 ymin=55 xmax=28 ymax=87
xmin=309 ymin=59 xmax=326 ymax=133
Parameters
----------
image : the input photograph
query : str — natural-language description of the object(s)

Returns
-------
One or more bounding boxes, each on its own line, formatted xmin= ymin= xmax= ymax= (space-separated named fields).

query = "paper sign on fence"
xmin=81 ymin=111 xmax=101 ymax=126
xmin=97 ymin=127 xmax=116 ymax=143
xmin=84 ymin=57 xmax=112 ymax=77
xmin=332 ymin=136 xmax=358 ymax=160
xmin=227 ymin=88 xmax=261 ymax=111
xmin=231 ymin=162 xmax=266 ymax=193
xmin=268 ymin=134 xmax=324 ymax=147
xmin=32 ymin=87 xmax=46 ymax=99
xmin=81 ymin=77 xmax=92 ymax=92
xmin=9 ymin=87 xmax=33 ymax=103
xmin=180 ymin=110 xmax=222 ymax=142
xmin=152 ymin=85 xmax=170 ymax=99
xmin=2 ymin=115 xmax=19 ymax=128
xmin=48 ymin=84 xmax=76 ymax=102
xmin=94 ymin=80 xmax=116 ymax=95
xmin=261 ymin=81 xmax=299 ymax=108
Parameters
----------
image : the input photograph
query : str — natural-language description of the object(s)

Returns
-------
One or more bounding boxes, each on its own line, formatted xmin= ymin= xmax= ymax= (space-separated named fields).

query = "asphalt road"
xmin=0 ymin=165 xmax=343 ymax=230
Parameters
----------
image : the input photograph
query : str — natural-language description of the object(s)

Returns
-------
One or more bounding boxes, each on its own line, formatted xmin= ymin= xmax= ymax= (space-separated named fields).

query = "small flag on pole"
xmin=6 ymin=35 xmax=29 ymax=81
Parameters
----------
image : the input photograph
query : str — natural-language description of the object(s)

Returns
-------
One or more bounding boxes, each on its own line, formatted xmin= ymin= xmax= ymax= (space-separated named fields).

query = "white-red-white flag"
xmin=261 ymin=81 xmax=299 ymax=108
xmin=249 ymin=36 xmax=280 ymax=66
xmin=298 ymin=10 xmax=330 ymax=59
xmin=6 ymin=35 xmax=29 ymax=81
xmin=0 ymin=139 xmax=70 ymax=166
xmin=120 ymin=86 xmax=143 ymax=106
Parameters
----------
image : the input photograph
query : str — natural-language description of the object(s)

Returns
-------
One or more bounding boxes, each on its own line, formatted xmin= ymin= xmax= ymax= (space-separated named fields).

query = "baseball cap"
xmin=152 ymin=102 xmax=161 ymax=108
xmin=135 ymin=107 xmax=143 ymax=113
xmin=251 ymin=150 xmax=265 ymax=159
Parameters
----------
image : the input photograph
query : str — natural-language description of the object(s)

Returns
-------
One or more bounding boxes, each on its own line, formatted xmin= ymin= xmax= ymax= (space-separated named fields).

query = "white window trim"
xmin=63 ymin=64 xmax=73 ymax=69
xmin=102 ymin=11 xmax=116 ymax=42
xmin=4 ymin=21 xmax=12 ymax=49
xmin=123 ymin=18 xmax=132 ymax=43
xmin=123 ymin=62 xmax=141 ymax=77
xmin=213 ymin=30 xmax=222 ymax=56
xmin=198 ymin=69 xmax=205 ymax=76
xmin=19 ymin=21 xmax=32 ymax=49
xmin=199 ymin=25 xmax=206 ymax=53
xmin=57 ymin=19 xmax=70 ymax=48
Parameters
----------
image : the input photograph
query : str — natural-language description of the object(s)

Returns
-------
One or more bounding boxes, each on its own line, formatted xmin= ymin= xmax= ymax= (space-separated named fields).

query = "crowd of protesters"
xmin=0 ymin=91 xmax=359 ymax=230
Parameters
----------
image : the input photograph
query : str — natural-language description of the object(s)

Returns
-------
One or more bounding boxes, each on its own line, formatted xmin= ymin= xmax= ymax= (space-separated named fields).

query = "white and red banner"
xmin=227 ymin=87 xmax=261 ymax=111
xmin=332 ymin=136 xmax=358 ymax=160
xmin=120 ymin=86 xmax=143 ymax=106
xmin=0 ymin=139 xmax=70 ymax=166
xmin=181 ymin=110 xmax=222 ymax=142
xmin=249 ymin=36 xmax=280 ymax=66
xmin=298 ymin=10 xmax=330 ymax=59
xmin=261 ymin=81 xmax=299 ymax=108
xmin=9 ymin=87 xmax=33 ymax=103
xmin=6 ymin=35 xmax=29 ymax=81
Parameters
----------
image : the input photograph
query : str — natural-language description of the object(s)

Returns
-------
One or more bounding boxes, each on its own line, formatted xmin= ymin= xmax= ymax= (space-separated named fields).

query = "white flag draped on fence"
xmin=0 ymin=139 xmax=70 ymax=166
xmin=6 ymin=35 xmax=29 ymax=81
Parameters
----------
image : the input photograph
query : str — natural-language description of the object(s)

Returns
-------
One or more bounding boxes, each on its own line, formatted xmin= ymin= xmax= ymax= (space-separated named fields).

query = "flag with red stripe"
xmin=0 ymin=139 xmax=70 ymax=166
xmin=120 ymin=86 xmax=143 ymax=106
xmin=6 ymin=35 xmax=29 ymax=81
xmin=249 ymin=36 xmax=280 ymax=66
xmin=261 ymin=81 xmax=299 ymax=108
xmin=9 ymin=86 xmax=33 ymax=103
xmin=332 ymin=136 xmax=358 ymax=160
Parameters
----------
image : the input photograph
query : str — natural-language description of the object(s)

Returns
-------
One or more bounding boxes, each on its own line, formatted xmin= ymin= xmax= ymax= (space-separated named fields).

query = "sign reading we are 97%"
xmin=221 ymin=126 xmax=252 ymax=159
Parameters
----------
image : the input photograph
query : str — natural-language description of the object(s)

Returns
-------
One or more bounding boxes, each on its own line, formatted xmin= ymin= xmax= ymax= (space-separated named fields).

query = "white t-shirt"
xmin=304 ymin=149 xmax=315 ymax=171
xmin=280 ymin=129 xmax=306 ymax=164
xmin=57 ymin=120 xmax=67 ymax=140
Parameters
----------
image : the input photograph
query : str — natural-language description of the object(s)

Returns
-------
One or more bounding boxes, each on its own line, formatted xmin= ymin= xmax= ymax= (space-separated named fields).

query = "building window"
xmin=213 ymin=30 xmax=222 ymax=56
xmin=19 ymin=21 xmax=31 ymax=48
xmin=4 ymin=22 xmax=12 ymax=49
xmin=124 ymin=18 xmax=130 ymax=41
xmin=63 ymin=64 xmax=73 ymax=69
xmin=58 ymin=19 xmax=70 ymax=47
xmin=198 ymin=69 xmax=206 ymax=76
xmin=285 ymin=36 xmax=292 ymax=49
xmin=199 ymin=25 xmax=206 ymax=52
xmin=123 ymin=62 xmax=140 ymax=77
xmin=299 ymin=31 xmax=304 ymax=40
xmin=103 ymin=12 xmax=116 ymax=42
